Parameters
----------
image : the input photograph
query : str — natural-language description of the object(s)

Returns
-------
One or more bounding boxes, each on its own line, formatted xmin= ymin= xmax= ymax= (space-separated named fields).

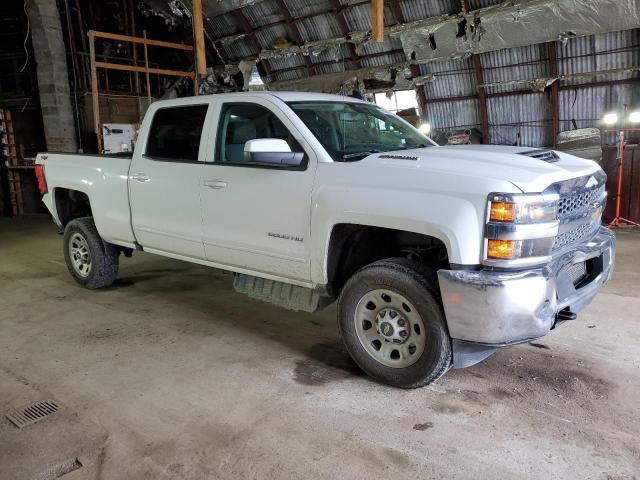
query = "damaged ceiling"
xmin=140 ymin=0 xmax=640 ymax=93
xmin=134 ymin=0 xmax=639 ymax=148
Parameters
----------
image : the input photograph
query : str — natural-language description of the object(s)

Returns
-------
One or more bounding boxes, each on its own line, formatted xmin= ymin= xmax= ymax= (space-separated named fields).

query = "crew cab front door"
xmin=129 ymin=103 xmax=210 ymax=259
xmin=200 ymin=99 xmax=316 ymax=283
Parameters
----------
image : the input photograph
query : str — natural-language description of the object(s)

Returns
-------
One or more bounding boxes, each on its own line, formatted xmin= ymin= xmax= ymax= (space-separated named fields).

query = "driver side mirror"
xmin=243 ymin=139 xmax=304 ymax=167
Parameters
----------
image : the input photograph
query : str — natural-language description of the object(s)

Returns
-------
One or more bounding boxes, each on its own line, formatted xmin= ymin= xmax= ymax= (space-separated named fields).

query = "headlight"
xmin=484 ymin=192 xmax=559 ymax=266
xmin=488 ymin=193 xmax=558 ymax=224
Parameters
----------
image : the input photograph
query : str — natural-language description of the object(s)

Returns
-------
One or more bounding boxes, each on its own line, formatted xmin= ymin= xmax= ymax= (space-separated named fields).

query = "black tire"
xmin=338 ymin=258 xmax=452 ymax=388
xmin=63 ymin=217 xmax=119 ymax=289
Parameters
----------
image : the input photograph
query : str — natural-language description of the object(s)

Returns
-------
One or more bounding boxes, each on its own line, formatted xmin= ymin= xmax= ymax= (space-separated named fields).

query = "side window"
xmin=216 ymin=103 xmax=302 ymax=165
xmin=146 ymin=105 xmax=208 ymax=161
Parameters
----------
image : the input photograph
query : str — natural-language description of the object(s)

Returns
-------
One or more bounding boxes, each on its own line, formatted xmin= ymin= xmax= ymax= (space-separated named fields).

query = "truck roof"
xmin=155 ymin=91 xmax=368 ymax=106
xmin=264 ymin=91 xmax=368 ymax=103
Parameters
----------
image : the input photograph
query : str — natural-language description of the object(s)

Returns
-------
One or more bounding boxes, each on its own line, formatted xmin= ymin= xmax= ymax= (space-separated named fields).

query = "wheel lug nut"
xmin=397 ymin=319 xmax=406 ymax=327
xmin=399 ymin=331 xmax=407 ymax=338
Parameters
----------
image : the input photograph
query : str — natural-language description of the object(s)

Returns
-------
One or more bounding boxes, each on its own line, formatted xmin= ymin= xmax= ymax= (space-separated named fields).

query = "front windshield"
xmin=287 ymin=101 xmax=434 ymax=162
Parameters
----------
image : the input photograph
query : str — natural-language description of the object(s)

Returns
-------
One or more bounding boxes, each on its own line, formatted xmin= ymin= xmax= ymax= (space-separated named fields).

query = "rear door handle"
xmin=132 ymin=173 xmax=150 ymax=183
xmin=203 ymin=179 xmax=228 ymax=189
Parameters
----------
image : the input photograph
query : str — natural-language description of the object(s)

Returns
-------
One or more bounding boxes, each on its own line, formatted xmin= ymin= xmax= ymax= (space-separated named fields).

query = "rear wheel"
xmin=338 ymin=258 xmax=451 ymax=388
xmin=63 ymin=217 xmax=119 ymax=289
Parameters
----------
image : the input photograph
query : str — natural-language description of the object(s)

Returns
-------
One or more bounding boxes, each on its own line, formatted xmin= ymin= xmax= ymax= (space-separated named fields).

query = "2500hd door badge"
xmin=268 ymin=232 xmax=304 ymax=242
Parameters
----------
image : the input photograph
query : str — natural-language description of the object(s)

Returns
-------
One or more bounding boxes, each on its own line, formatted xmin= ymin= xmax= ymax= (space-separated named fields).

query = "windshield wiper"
xmin=342 ymin=150 xmax=379 ymax=161
xmin=400 ymin=143 xmax=429 ymax=150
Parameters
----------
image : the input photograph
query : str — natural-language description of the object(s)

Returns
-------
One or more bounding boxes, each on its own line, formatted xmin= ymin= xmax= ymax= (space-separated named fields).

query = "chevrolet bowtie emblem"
xmin=585 ymin=176 xmax=598 ymax=188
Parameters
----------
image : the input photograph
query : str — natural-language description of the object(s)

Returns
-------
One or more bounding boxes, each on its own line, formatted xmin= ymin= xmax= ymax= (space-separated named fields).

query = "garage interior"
xmin=1 ymin=0 xmax=640 ymax=478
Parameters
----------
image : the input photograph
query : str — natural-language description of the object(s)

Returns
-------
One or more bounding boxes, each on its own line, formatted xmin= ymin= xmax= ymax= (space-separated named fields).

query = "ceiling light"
xmin=602 ymin=112 xmax=619 ymax=125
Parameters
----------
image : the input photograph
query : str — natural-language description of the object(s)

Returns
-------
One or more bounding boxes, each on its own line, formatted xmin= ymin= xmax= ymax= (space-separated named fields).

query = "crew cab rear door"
xmin=128 ymin=101 xmax=211 ymax=259
xmin=199 ymin=98 xmax=317 ymax=283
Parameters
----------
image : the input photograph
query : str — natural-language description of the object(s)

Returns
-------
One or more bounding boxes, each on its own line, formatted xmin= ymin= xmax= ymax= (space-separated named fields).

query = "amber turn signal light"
xmin=489 ymin=201 xmax=515 ymax=222
xmin=487 ymin=239 xmax=516 ymax=259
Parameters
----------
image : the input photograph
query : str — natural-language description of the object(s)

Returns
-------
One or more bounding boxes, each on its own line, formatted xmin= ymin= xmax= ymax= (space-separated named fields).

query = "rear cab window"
xmin=145 ymin=105 xmax=208 ymax=161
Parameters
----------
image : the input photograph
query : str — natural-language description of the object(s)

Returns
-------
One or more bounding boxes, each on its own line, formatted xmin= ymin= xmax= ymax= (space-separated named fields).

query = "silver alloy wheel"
xmin=354 ymin=289 xmax=426 ymax=368
xmin=69 ymin=232 xmax=92 ymax=278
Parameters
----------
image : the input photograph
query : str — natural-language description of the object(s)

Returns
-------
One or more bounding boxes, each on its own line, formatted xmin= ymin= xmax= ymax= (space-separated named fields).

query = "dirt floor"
xmin=1 ymin=216 xmax=639 ymax=479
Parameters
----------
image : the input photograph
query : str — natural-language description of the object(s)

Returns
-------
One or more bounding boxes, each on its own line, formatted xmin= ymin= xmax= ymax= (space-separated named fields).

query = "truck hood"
xmin=365 ymin=144 xmax=602 ymax=192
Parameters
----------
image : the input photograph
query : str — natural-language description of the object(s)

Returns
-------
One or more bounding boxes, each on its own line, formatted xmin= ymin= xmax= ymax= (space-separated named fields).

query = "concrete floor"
xmin=1 ymin=216 xmax=639 ymax=479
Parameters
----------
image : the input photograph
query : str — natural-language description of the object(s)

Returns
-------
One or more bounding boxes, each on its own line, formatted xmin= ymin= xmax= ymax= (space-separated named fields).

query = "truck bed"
xmin=36 ymin=151 xmax=135 ymax=248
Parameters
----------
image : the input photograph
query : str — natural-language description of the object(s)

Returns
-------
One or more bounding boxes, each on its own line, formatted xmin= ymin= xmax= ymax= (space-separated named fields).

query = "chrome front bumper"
xmin=437 ymin=227 xmax=615 ymax=366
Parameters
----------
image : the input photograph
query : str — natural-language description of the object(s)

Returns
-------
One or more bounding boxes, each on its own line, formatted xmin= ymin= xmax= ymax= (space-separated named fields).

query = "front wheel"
xmin=63 ymin=217 xmax=119 ymax=289
xmin=338 ymin=258 xmax=451 ymax=388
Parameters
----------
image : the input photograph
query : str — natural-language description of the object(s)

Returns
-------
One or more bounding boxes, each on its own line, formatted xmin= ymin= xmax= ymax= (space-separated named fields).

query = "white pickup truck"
xmin=35 ymin=92 xmax=615 ymax=388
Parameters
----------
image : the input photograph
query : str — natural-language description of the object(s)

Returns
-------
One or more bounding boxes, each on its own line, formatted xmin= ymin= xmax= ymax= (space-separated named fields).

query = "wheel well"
xmin=54 ymin=188 xmax=92 ymax=226
xmin=326 ymin=224 xmax=449 ymax=296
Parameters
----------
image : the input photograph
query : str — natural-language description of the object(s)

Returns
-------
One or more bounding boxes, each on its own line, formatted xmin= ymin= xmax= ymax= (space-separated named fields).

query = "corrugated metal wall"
xmin=487 ymin=93 xmax=551 ymax=147
xmin=421 ymin=29 xmax=639 ymax=148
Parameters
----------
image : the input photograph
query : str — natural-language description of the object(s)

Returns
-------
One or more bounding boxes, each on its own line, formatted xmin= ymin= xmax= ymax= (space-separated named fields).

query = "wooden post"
xmin=371 ymin=0 xmax=384 ymax=43
xmin=89 ymin=29 xmax=196 ymax=125
xmin=473 ymin=55 xmax=490 ymax=144
xmin=129 ymin=0 xmax=140 ymax=95
xmin=143 ymin=30 xmax=152 ymax=106
xmin=547 ymin=42 xmax=560 ymax=147
xmin=88 ymin=30 xmax=102 ymax=152
xmin=192 ymin=0 xmax=207 ymax=75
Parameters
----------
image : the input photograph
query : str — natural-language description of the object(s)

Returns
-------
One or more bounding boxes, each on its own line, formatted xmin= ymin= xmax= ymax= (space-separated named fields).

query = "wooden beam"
xmin=142 ymin=30 xmax=152 ymax=105
xmin=547 ymin=41 xmax=559 ymax=147
xmin=371 ymin=0 xmax=384 ymax=43
xmin=128 ymin=0 xmax=140 ymax=94
xmin=88 ymin=31 xmax=102 ymax=152
xmin=95 ymin=61 xmax=196 ymax=78
xmin=192 ymin=0 xmax=207 ymax=75
xmin=472 ymin=55 xmax=490 ymax=144
xmin=91 ymin=30 xmax=193 ymax=51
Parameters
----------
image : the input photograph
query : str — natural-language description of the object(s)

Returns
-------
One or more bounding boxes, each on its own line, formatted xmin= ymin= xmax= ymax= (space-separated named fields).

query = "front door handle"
xmin=203 ymin=179 xmax=228 ymax=189
xmin=132 ymin=173 xmax=150 ymax=183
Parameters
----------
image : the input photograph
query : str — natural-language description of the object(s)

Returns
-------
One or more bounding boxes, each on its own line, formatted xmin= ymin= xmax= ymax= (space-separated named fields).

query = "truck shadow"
xmin=106 ymin=257 xmax=616 ymax=402
xmin=111 ymin=259 xmax=361 ymax=377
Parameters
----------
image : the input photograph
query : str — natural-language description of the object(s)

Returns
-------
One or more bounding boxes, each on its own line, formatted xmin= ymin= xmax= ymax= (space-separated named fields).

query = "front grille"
xmin=552 ymin=178 xmax=605 ymax=252
xmin=558 ymin=184 xmax=605 ymax=217
xmin=553 ymin=218 xmax=600 ymax=251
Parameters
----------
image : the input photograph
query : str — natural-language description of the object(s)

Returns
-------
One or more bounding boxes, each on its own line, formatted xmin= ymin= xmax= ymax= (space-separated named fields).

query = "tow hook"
xmin=551 ymin=308 xmax=577 ymax=329
xmin=557 ymin=309 xmax=577 ymax=321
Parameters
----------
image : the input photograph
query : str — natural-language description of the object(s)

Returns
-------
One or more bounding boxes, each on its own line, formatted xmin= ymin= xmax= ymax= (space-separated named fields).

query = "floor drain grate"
xmin=6 ymin=400 xmax=60 ymax=428
xmin=32 ymin=458 xmax=83 ymax=480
